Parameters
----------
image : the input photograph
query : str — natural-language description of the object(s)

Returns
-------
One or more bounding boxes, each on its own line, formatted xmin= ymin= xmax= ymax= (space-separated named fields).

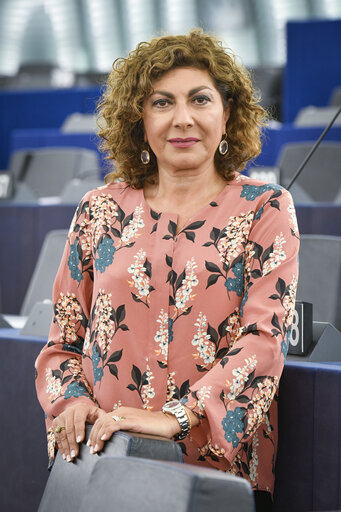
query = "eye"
xmin=192 ymin=95 xmax=211 ymax=105
xmin=152 ymin=98 xmax=172 ymax=108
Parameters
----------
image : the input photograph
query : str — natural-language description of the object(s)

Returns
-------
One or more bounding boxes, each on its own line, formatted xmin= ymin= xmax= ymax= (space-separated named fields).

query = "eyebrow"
xmin=151 ymin=85 xmax=213 ymax=99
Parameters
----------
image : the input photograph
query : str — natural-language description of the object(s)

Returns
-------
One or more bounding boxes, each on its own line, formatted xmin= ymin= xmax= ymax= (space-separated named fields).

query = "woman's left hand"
xmin=87 ymin=406 xmax=181 ymax=454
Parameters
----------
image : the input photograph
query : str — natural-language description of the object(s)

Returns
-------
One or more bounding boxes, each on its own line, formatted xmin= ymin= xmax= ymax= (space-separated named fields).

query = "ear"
xmin=222 ymin=98 xmax=233 ymax=132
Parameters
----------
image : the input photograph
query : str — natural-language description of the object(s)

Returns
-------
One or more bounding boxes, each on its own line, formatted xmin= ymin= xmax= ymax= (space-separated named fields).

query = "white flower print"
xmin=127 ymin=249 xmax=152 ymax=303
xmin=196 ymin=385 xmax=212 ymax=412
xmin=167 ymin=372 xmax=177 ymax=400
xmin=93 ymin=290 xmax=115 ymax=353
xmin=141 ymin=364 xmax=155 ymax=410
xmin=45 ymin=368 xmax=62 ymax=399
xmin=191 ymin=312 xmax=216 ymax=365
xmin=225 ymin=355 xmax=257 ymax=401
xmin=247 ymin=376 xmax=279 ymax=435
xmin=175 ymin=257 xmax=199 ymax=311
xmin=262 ymin=233 xmax=287 ymax=276
xmin=217 ymin=211 xmax=254 ymax=265
xmin=154 ymin=309 xmax=169 ymax=360
xmin=55 ymin=293 xmax=83 ymax=344
xmin=249 ymin=432 xmax=259 ymax=482
xmin=225 ymin=308 xmax=243 ymax=346
xmin=283 ymin=275 xmax=298 ymax=329
xmin=121 ymin=205 xmax=144 ymax=243
xmin=90 ymin=193 xmax=119 ymax=245
xmin=288 ymin=202 xmax=299 ymax=237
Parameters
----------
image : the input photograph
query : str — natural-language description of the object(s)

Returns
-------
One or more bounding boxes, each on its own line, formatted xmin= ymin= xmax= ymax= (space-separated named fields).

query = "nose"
xmin=172 ymin=102 xmax=194 ymax=129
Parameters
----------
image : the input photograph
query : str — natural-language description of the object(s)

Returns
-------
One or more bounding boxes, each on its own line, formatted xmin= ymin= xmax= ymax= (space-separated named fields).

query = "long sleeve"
xmin=183 ymin=186 xmax=299 ymax=479
xmin=35 ymin=192 xmax=97 ymax=462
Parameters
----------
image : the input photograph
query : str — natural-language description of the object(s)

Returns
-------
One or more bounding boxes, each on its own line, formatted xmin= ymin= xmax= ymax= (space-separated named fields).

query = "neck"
xmin=145 ymin=164 xmax=227 ymax=207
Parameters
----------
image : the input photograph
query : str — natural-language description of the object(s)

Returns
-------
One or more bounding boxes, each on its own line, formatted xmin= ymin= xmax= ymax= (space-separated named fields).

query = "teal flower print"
xmin=240 ymin=289 xmax=248 ymax=317
xmin=95 ymin=237 xmax=116 ymax=273
xmin=225 ymin=262 xmax=244 ymax=297
xmin=68 ymin=241 xmax=83 ymax=282
xmin=281 ymin=329 xmax=291 ymax=357
xmin=92 ymin=345 xmax=103 ymax=385
xmin=254 ymin=206 xmax=264 ymax=220
xmin=222 ymin=407 xmax=245 ymax=448
xmin=240 ymin=184 xmax=282 ymax=201
xmin=64 ymin=381 xmax=88 ymax=399
xmin=168 ymin=318 xmax=174 ymax=343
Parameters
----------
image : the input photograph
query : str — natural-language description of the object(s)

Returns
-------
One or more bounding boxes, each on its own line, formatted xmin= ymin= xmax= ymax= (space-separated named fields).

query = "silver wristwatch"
xmin=162 ymin=399 xmax=190 ymax=440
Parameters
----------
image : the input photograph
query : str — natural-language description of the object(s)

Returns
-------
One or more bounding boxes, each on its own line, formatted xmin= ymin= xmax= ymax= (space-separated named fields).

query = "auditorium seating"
xmin=79 ymin=458 xmax=254 ymax=512
xmin=61 ymin=112 xmax=99 ymax=133
xmin=329 ymin=86 xmax=341 ymax=107
xmin=7 ymin=147 xmax=100 ymax=199
xmin=1 ymin=16 xmax=341 ymax=512
xmin=297 ymin=235 xmax=341 ymax=331
xmin=2 ymin=328 xmax=341 ymax=511
xmin=60 ymin=177 xmax=103 ymax=204
xmin=20 ymin=229 xmax=68 ymax=316
xmin=294 ymin=106 xmax=341 ymax=127
xmin=277 ymin=142 xmax=341 ymax=203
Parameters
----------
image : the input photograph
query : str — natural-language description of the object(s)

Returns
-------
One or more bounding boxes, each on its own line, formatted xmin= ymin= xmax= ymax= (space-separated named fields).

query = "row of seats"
xmin=0 ymin=147 xmax=103 ymax=203
xmin=249 ymin=142 xmax=341 ymax=203
xmin=6 ymin=230 xmax=341 ymax=337
xmin=1 ymin=141 xmax=340 ymax=205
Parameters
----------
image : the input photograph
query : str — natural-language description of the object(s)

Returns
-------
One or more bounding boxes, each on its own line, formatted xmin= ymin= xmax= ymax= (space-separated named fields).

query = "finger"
xmin=64 ymin=409 xmax=78 ymax=461
xmin=91 ymin=415 xmax=121 ymax=453
xmin=73 ymin=406 xmax=88 ymax=450
xmin=53 ymin=416 xmax=69 ymax=461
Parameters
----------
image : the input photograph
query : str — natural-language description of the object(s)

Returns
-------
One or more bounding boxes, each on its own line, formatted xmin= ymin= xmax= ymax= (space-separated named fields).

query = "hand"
xmin=88 ymin=406 xmax=181 ymax=454
xmin=52 ymin=402 xmax=105 ymax=462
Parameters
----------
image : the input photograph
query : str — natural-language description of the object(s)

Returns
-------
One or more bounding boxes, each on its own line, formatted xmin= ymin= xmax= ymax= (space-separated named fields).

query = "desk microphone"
xmin=287 ymin=104 xmax=341 ymax=190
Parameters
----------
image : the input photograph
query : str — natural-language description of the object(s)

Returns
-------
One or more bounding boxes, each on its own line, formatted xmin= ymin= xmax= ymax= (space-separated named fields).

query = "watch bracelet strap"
xmin=184 ymin=407 xmax=192 ymax=430
xmin=173 ymin=405 xmax=190 ymax=440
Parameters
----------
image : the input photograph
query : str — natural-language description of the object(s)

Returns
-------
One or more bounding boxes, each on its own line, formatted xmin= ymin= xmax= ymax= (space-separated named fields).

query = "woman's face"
xmin=142 ymin=67 xmax=230 ymax=176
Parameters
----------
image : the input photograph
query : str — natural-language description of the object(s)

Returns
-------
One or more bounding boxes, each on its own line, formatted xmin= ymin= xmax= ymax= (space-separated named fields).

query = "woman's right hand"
xmin=52 ymin=402 xmax=105 ymax=462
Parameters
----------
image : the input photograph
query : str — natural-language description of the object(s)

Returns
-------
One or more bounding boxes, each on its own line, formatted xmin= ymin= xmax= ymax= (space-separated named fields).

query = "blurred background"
xmin=0 ymin=0 xmax=341 ymax=89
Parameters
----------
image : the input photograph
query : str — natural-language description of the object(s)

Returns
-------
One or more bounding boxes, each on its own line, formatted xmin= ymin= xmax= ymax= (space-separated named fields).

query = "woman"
xmin=35 ymin=29 xmax=299 ymax=510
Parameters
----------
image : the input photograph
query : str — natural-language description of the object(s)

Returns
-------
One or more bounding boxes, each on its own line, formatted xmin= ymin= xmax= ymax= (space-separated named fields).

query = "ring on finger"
xmin=55 ymin=425 xmax=66 ymax=434
xmin=112 ymin=415 xmax=126 ymax=422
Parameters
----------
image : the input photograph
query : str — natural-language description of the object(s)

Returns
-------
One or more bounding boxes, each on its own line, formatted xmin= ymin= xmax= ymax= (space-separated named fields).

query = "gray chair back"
xmin=60 ymin=178 xmax=103 ymax=204
xmin=20 ymin=229 xmax=68 ymax=316
xmin=79 ymin=457 xmax=255 ymax=512
xmin=8 ymin=147 xmax=99 ymax=198
xmin=297 ymin=235 xmax=341 ymax=331
xmin=277 ymin=142 xmax=341 ymax=203
xmin=38 ymin=429 xmax=184 ymax=512
xmin=329 ymin=86 xmax=341 ymax=106
xmin=294 ymin=106 xmax=341 ymax=127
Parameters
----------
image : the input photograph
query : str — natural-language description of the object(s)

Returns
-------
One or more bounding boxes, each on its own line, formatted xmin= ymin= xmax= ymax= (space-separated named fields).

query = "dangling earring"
xmin=219 ymin=134 xmax=228 ymax=155
xmin=141 ymin=146 xmax=150 ymax=165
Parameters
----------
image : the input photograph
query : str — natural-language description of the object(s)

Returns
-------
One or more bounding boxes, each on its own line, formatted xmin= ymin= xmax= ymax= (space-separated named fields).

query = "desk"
xmin=0 ymin=203 xmax=74 ymax=314
xmin=1 ymin=328 xmax=341 ymax=512
xmin=0 ymin=330 xmax=47 ymax=512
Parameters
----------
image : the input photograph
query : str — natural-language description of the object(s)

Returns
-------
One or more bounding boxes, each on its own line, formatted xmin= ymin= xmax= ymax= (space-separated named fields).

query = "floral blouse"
xmin=35 ymin=173 xmax=299 ymax=495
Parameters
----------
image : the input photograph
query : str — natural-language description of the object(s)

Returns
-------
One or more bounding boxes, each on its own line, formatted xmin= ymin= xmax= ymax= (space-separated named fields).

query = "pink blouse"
xmin=35 ymin=173 xmax=299 ymax=495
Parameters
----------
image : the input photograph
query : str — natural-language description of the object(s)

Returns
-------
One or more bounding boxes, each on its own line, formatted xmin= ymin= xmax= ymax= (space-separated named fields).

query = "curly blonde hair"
xmin=98 ymin=29 xmax=268 ymax=188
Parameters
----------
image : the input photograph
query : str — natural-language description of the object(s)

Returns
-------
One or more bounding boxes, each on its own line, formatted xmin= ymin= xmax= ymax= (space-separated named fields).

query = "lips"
xmin=168 ymin=137 xmax=199 ymax=148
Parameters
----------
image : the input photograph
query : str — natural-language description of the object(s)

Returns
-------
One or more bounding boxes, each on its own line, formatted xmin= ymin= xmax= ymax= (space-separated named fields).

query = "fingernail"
xmin=101 ymin=434 xmax=107 ymax=441
xmin=71 ymin=450 xmax=76 ymax=459
xmin=77 ymin=436 xmax=82 ymax=443
xmin=94 ymin=444 xmax=99 ymax=453
xmin=86 ymin=440 xmax=91 ymax=447
xmin=66 ymin=454 xmax=71 ymax=462
xmin=90 ymin=446 xmax=94 ymax=454
xmin=62 ymin=453 xmax=66 ymax=461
